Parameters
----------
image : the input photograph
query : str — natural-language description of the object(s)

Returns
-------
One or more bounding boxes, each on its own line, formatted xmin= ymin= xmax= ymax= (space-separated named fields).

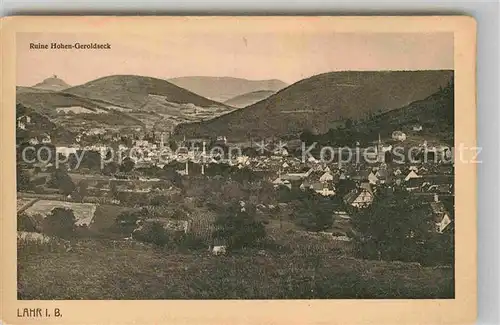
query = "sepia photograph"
xmin=1 ymin=15 xmax=477 ymax=325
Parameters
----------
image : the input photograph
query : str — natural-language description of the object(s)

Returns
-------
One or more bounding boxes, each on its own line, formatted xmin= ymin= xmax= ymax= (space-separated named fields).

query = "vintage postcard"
xmin=1 ymin=16 xmax=476 ymax=325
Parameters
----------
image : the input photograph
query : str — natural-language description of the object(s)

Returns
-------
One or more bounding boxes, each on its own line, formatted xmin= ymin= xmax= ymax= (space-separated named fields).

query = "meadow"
xmin=17 ymin=230 xmax=454 ymax=300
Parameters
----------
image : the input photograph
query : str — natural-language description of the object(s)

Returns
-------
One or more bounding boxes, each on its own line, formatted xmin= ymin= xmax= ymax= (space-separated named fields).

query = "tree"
xmin=168 ymin=139 xmax=178 ymax=152
xmin=110 ymin=181 xmax=119 ymax=199
xmin=242 ymin=147 xmax=259 ymax=157
xmin=232 ymin=167 xmax=262 ymax=184
xmin=350 ymin=190 xmax=434 ymax=262
xmin=335 ymin=179 xmax=356 ymax=198
xmin=47 ymin=167 xmax=76 ymax=196
xmin=120 ymin=157 xmax=135 ymax=173
xmin=345 ymin=118 xmax=353 ymax=129
xmin=299 ymin=129 xmax=315 ymax=145
xmin=221 ymin=181 xmax=247 ymax=202
xmin=150 ymin=195 xmax=168 ymax=206
xmin=213 ymin=201 xmax=265 ymax=249
xmin=76 ymin=180 xmax=88 ymax=201
xmin=42 ymin=207 xmax=76 ymax=238
xmin=115 ymin=210 xmax=141 ymax=227
xmin=72 ymin=150 xmax=101 ymax=171
xmin=102 ymin=162 xmax=119 ymax=176
xmin=137 ymin=166 xmax=164 ymax=178
xmin=17 ymin=166 xmax=31 ymax=191
xmin=18 ymin=213 xmax=44 ymax=232
xmin=257 ymin=182 xmax=277 ymax=206
xmin=163 ymin=165 xmax=183 ymax=189
xmin=421 ymin=226 xmax=454 ymax=266
xmin=132 ymin=221 xmax=169 ymax=246
xmin=292 ymin=190 xmax=334 ymax=232
xmin=277 ymin=185 xmax=292 ymax=203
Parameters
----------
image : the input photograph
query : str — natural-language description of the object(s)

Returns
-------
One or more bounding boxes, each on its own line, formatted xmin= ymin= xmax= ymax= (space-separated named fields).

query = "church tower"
xmin=377 ymin=134 xmax=385 ymax=163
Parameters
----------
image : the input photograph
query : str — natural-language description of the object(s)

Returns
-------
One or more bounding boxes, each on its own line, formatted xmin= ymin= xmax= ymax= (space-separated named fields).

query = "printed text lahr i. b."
xmin=30 ymin=42 xmax=111 ymax=50
xmin=17 ymin=308 xmax=62 ymax=318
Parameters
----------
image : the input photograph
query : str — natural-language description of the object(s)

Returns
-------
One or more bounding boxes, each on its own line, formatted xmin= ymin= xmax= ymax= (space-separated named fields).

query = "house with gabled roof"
xmin=319 ymin=171 xmax=334 ymax=183
xmin=272 ymin=177 xmax=291 ymax=189
xmin=281 ymin=167 xmax=314 ymax=181
xmin=359 ymin=181 xmax=374 ymax=196
xmin=368 ymin=171 xmax=379 ymax=185
xmin=392 ymin=130 xmax=407 ymax=141
xmin=419 ymin=166 xmax=429 ymax=174
xmin=308 ymin=182 xmax=335 ymax=197
xmin=375 ymin=169 xmax=389 ymax=184
xmin=17 ymin=115 xmax=31 ymax=130
xmin=404 ymin=170 xmax=421 ymax=182
xmin=429 ymin=194 xmax=453 ymax=233
xmin=343 ymin=183 xmax=373 ymax=208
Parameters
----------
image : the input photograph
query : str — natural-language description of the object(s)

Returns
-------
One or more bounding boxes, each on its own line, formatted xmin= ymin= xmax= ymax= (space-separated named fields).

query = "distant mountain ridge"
xmin=168 ymin=76 xmax=288 ymax=102
xmin=64 ymin=75 xmax=228 ymax=109
xmin=224 ymin=90 xmax=276 ymax=108
xmin=173 ymin=70 xmax=453 ymax=140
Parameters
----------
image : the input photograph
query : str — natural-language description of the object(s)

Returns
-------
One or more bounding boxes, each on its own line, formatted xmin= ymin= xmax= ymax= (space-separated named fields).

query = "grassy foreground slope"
xmin=18 ymin=238 xmax=453 ymax=300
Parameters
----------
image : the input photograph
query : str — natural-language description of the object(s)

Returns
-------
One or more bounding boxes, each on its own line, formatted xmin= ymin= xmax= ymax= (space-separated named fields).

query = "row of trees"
xmin=276 ymin=186 xmax=338 ymax=232
xmin=112 ymin=199 xmax=267 ymax=251
xmin=18 ymin=207 xmax=78 ymax=239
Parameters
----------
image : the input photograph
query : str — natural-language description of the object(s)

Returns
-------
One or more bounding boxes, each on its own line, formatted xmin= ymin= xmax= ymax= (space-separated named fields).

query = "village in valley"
xmin=15 ymin=32 xmax=456 ymax=299
xmin=16 ymin=81 xmax=455 ymax=299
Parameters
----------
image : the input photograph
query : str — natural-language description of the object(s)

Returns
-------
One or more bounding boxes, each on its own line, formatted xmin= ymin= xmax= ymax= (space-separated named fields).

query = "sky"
xmin=17 ymin=30 xmax=453 ymax=87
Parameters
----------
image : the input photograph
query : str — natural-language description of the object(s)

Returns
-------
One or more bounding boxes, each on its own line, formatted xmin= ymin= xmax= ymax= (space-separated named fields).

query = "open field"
xmin=24 ymin=200 xmax=97 ymax=226
xmin=17 ymin=237 xmax=453 ymax=300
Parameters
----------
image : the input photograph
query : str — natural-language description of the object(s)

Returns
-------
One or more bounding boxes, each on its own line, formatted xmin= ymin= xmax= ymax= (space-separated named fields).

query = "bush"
xmin=47 ymin=168 xmax=76 ymax=195
xmin=150 ymin=195 xmax=168 ymax=206
xmin=115 ymin=211 xmax=140 ymax=227
xmin=350 ymin=191 xmax=452 ymax=266
xmin=120 ymin=157 xmax=135 ymax=173
xmin=17 ymin=167 xmax=31 ymax=191
xmin=17 ymin=213 xmax=44 ymax=232
xmin=214 ymin=201 xmax=266 ymax=249
xmin=292 ymin=192 xmax=334 ymax=232
xmin=132 ymin=221 xmax=169 ymax=246
xmin=178 ymin=233 xmax=206 ymax=250
xmin=42 ymin=207 xmax=76 ymax=238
